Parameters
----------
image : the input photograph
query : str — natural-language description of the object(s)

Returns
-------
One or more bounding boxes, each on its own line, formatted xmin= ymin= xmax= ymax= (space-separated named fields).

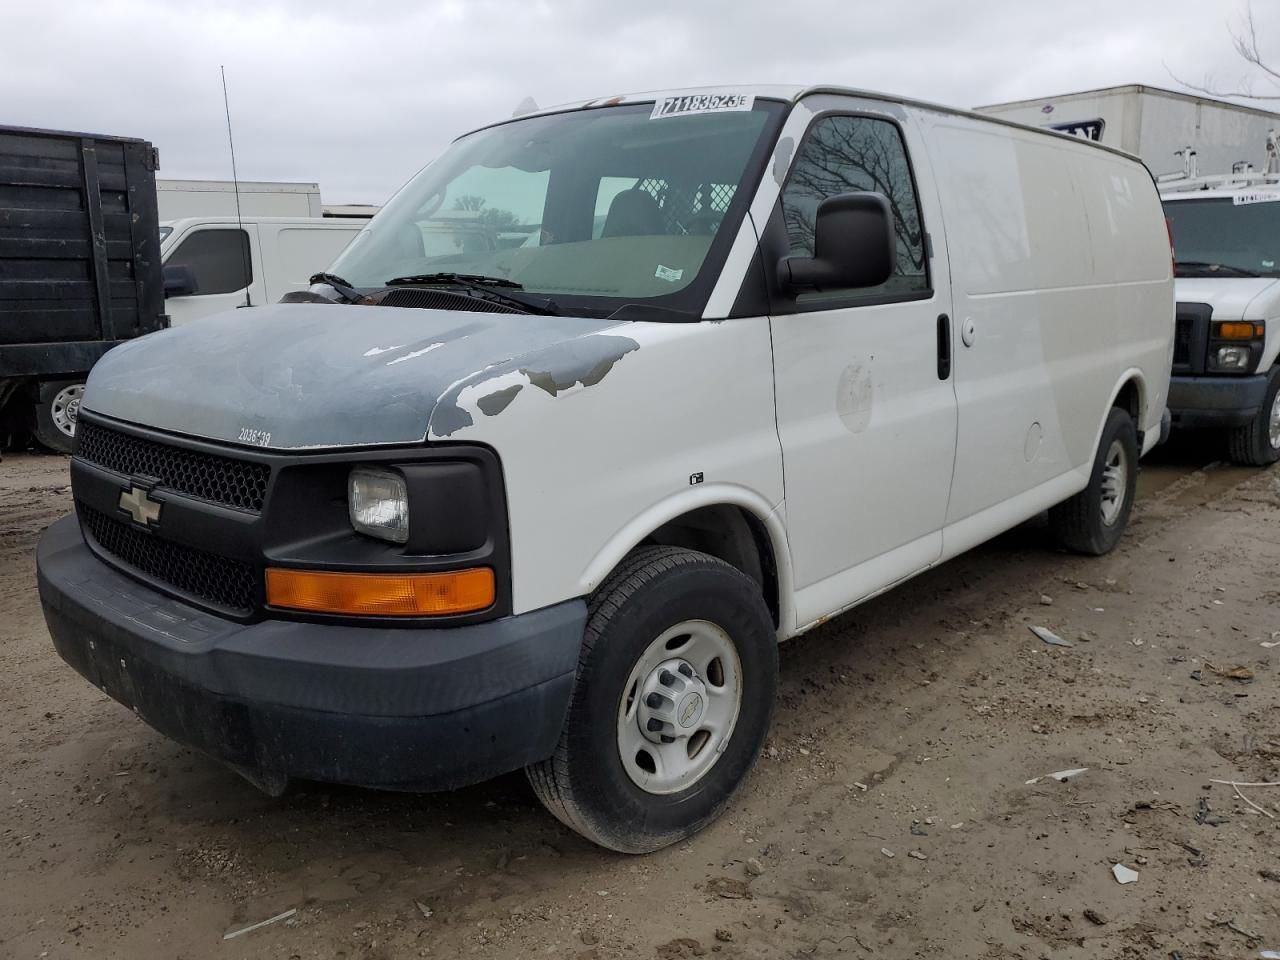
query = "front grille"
xmin=1173 ymin=314 xmax=1193 ymax=366
xmin=76 ymin=421 xmax=270 ymax=513
xmin=79 ymin=503 xmax=258 ymax=614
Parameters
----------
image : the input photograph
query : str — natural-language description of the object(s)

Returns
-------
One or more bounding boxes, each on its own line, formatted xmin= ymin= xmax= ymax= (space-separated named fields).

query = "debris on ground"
xmin=1111 ymin=863 xmax=1139 ymax=884
xmin=744 ymin=857 xmax=764 ymax=877
xmin=1203 ymin=662 xmax=1255 ymax=682
xmin=415 ymin=901 xmax=432 ymax=920
xmin=908 ymin=851 xmax=927 ymax=861
xmin=880 ymin=848 xmax=895 ymax=858
xmin=1195 ymin=795 xmax=1229 ymax=826
xmin=1030 ymin=625 xmax=1072 ymax=647
xmin=911 ymin=821 xmax=927 ymax=836
xmin=1083 ymin=909 xmax=1106 ymax=926
xmin=1025 ymin=767 xmax=1088 ymax=785
xmin=1039 ymin=595 xmax=1054 ymax=606
xmin=1210 ymin=916 xmax=1260 ymax=942
xmin=705 ymin=877 xmax=751 ymax=900
xmin=1260 ymin=869 xmax=1280 ymax=883
xmin=222 ymin=908 xmax=297 ymax=941
xmin=714 ymin=928 xmax=733 ymax=943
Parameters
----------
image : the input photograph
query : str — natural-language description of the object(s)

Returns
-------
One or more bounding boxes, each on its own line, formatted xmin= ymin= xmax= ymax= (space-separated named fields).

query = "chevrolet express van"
xmin=1161 ymin=173 xmax=1280 ymax=464
xmin=38 ymin=86 xmax=1174 ymax=852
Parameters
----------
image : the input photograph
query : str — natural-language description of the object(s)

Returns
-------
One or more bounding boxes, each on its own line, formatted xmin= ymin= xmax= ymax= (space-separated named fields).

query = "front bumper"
xmin=37 ymin=515 xmax=585 ymax=793
xmin=1167 ymin=374 xmax=1269 ymax=429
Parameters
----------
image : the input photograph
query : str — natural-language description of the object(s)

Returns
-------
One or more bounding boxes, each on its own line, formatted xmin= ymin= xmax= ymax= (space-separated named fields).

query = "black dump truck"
xmin=0 ymin=124 xmax=166 ymax=453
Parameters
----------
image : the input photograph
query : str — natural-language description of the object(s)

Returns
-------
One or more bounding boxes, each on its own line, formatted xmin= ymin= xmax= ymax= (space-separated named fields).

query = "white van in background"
xmin=1161 ymin=171 xmax=1280 ymax=463
xmin=160 ymin=217 xmax=368 ymax=326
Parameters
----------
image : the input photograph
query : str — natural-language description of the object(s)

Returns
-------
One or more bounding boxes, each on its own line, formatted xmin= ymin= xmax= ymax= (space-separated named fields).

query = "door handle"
xmin=936 ymin=314 xmax=951 ymax=380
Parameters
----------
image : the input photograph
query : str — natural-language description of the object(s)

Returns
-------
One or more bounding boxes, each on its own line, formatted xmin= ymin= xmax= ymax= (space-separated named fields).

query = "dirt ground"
xmin=2 ymin=440 xmax=1278 ymax=960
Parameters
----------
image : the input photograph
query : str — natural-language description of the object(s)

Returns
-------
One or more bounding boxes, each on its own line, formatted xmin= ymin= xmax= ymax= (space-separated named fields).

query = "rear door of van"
xmin=917 ymin=116 xmax=1127 ymax=551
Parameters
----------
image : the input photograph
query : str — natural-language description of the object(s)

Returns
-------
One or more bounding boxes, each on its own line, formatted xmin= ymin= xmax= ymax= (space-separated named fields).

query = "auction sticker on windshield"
xmin=1233 ymin=191 xmax=1280 ymax=206
xmin=651 ymin=94 xmax=754 ymax=119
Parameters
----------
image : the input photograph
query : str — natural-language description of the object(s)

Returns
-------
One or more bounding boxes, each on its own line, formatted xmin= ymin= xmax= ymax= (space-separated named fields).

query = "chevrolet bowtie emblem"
xmin=118 ymin=485 xmax=162 ymax=527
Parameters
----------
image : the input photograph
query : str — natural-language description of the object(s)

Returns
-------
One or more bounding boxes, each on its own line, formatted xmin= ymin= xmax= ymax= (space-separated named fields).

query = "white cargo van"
xmin=39 ymin=86 xmax=1173 ymax=853
xmin=1161 ymin=171 xmax=1280 ymax=463
xmin=160 ymin=216 xmax=367 ymax=326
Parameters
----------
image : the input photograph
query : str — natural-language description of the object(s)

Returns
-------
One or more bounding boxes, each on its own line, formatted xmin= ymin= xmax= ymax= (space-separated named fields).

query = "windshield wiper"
xmin=1175 ymin=261 xmax=1262 ymax=278
xmin=308 ymin=272 xmax=366 ymax=304
xmin=384 ymin=272 xmax=559 ymax=316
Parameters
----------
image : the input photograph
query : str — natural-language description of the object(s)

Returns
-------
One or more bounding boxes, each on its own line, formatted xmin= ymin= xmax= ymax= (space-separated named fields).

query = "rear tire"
xmin=31 ymin=380 xmax=84 ymax=454
xmin=1049 ymin=406 xmax=1138 ymax=556
xmin=1226 ymin=367 xmax=1280 ymax=466
xmin=527 ymin=546 xmax=777 ymax=854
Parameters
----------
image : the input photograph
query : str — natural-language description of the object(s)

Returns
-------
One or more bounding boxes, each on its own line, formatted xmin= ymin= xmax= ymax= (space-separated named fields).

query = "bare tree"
xmin=1170 ymin=2 xmax=1280 ymax=101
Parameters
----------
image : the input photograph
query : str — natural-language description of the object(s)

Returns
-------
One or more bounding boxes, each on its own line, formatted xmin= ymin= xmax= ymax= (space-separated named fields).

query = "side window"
xmin=166 ymin=229 xmax=252 ymax=295
xmin=780 ymin=115 xmax=929 ymax=302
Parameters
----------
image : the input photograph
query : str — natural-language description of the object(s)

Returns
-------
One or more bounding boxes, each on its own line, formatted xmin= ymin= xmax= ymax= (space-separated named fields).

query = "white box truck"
xmin=976 ymin=84 xmax=1280 ymax=179
xmin=156 ymin=179 xmax=323 ymax=220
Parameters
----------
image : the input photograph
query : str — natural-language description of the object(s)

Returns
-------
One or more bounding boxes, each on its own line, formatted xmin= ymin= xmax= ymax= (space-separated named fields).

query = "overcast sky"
xmin=3 ymin=0 xmax=1276 ymax=204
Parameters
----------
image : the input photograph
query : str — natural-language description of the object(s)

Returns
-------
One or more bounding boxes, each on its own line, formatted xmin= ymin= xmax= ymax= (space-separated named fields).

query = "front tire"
xmin=527 ymin=546 xmax=777 ymax=854
xmin=1049 ymin=406 xmax=1138 ymax=556
xmin=1226 ymin=367 xmax=1280 ymax=466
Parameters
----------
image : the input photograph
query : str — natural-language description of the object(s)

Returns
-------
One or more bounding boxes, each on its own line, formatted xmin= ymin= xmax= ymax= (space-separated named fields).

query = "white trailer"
xmin=975 ymin=84 xmax=1280 ymax=179
xmin=156 ymin=179 xmax=323 ymax=220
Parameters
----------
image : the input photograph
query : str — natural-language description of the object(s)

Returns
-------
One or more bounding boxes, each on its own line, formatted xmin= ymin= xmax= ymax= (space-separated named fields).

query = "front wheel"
xmin=1226 ymin=367 xmax=1280 ymax=466
xmin=31 ymin=380 xmax=85 ymax=454
xmin=1048 ymin=406 xmax=1138 ymax=555
xmin=527 ymin=546 xmax=777 ymax=853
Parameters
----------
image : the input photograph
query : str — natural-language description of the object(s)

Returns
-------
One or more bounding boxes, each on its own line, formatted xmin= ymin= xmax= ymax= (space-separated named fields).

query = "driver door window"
xmin=780 ymin=115 xmax=929 ymax=303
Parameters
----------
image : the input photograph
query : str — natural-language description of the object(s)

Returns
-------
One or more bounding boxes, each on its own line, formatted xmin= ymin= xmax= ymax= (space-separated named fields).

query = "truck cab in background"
xmin=160 ymin=217 xmax=368 ymax=326
xmin=1161 ymin=169 xmax=1280 ymax=464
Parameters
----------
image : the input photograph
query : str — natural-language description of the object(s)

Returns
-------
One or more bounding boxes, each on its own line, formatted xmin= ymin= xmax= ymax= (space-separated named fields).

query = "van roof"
xmin=491 ymin=84 xmax=1144 ymax=164
xmin=1160 ymin=172 xmax=1280 ymax=201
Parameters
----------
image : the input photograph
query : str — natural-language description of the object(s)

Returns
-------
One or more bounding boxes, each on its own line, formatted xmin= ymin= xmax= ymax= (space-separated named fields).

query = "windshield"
xmin=329 ymin=100 xmax=783 ymax=315
xmin=1163 ymin=196 xmax=1280 ymax=278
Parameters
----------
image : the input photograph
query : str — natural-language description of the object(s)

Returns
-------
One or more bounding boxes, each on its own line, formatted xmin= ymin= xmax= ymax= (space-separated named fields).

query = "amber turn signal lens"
xmin=1217 ymin=321 xmax=1261 ymax=340
xmin=265 ymin=567 xmax=495 ymax=616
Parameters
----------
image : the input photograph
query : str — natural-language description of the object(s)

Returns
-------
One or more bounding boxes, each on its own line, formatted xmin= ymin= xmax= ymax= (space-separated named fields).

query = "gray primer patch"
xmin=772 ymin=136 xmax=795 ymax=184
xmin=80 ymin=302 xmax=622 ymax=449
xmin=430 ymin=333 xmax=640 ymax=437
xmin=477 ymin=383 xmax=523 ymax=416
xmin=836 ymin=362 xmax=874 ymax=433
xmin=521 ymin=335 xmax=640 ymax=396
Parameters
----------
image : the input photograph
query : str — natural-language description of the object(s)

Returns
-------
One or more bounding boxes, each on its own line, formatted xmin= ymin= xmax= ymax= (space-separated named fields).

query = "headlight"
xmin=1210 ymin=345 xmax=1252 ymax=372
xmin=348 ymin=467 xmax=409 ymax=543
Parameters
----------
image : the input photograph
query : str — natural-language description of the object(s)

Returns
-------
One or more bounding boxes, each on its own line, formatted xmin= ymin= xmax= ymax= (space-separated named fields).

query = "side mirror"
xmin=162 ymin=263 xmax=197 ymax=297
xmin=777 ymin=192 xmax=896 ymax=292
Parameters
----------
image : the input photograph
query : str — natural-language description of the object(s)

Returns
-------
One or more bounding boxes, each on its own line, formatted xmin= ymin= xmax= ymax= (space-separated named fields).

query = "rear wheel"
xmin=1048 ymin=406 xmax=1138 ymax=555
xmin=527 ymin=546 xmax=777 ymax=853
xmin=31 ymin=380 xmax=84 ymax=454
xmin=1226 ymin=367 xmax=1280 ymax=466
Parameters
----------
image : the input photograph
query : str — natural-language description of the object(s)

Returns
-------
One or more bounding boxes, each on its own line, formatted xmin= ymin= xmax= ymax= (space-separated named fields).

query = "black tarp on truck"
xmin=0 ymin=125 xmax=166 ymax=453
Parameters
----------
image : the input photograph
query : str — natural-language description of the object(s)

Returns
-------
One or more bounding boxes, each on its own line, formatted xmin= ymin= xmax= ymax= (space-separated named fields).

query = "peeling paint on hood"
xmin=82 ymin=303 xmax=629 ymax=449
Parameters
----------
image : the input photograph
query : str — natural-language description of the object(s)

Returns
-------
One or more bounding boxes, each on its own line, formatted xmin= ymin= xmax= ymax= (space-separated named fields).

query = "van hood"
xmin=83 ymin=303 xmax=638 ymax=450
xmin=1175 ymin=277 xmax=1280 ymax=320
